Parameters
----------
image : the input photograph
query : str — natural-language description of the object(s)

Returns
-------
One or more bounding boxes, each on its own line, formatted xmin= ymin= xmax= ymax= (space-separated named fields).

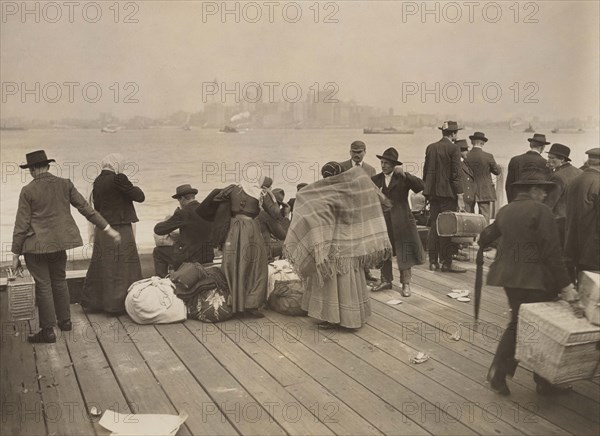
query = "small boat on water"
xmin=363 ymin=127 xmax=414 ymax=134
xmin=523 ymin=123 xmax=535 ymax=133
xmin=100 ymin=126 xmax=119 ymax=133
xmin=551 ymin=128 xmax=585 ymax=134
xmin=219 ymin=125 xmax=238 ymax=133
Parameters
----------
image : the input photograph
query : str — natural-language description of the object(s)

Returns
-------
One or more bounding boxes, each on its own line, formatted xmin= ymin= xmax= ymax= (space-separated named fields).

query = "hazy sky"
xmin=1 ymin=0 xmax=598 ymax=121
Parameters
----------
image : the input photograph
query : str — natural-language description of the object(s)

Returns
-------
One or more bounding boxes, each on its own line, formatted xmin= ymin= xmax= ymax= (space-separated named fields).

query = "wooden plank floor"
xmin=1 ymin=256 xmax=599 ymax=435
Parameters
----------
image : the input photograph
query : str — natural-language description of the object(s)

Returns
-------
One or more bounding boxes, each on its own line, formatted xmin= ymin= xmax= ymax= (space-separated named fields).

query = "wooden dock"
xmin=1 ymin=255 xmax=599 ymax=435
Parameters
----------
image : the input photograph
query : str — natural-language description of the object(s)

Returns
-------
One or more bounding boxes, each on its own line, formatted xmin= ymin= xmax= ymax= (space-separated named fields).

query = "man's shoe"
xmin=489 ymin=377 xmax=511 ymax=396
xmin=365 ymin=272 xmax=378 ymax=282
xmin=429 ymin=262 xmax=440 ymax=271
xmin=372 ymin=282 xmax=392 ymax=292
xmin=28 ymin=328 xmax=56 ymax=344
xmin=58 ymin=320 xmax=72 ymax=331
xmin=441 ymin=263 xmax=467 ymax=273
xmin=536 ymin=383 xmax=572 ymax=396
xmin=401 ymin=284 xmax=411 ymax=297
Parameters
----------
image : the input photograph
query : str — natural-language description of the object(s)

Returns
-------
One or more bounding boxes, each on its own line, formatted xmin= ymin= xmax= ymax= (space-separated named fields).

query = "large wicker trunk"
xmin=516 ymin=301 xmax=600 ymax=384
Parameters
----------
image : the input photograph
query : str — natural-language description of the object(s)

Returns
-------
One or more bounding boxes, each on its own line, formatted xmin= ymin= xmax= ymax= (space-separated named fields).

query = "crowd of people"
xmin=11 ymin=124 xmax=599 ymax=393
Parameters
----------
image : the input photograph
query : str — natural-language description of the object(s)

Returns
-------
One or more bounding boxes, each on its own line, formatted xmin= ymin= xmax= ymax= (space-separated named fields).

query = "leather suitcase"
xmin=436 ymin=211 xmax=487 ymax=237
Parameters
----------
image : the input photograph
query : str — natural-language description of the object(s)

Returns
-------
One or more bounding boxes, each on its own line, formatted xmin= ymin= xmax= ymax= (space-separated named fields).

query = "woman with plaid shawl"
xmin=284 ymin=162 xmax=392 ymax=329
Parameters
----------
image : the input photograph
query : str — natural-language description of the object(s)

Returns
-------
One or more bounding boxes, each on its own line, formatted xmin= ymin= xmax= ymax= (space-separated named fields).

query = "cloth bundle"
xmin=125 ymin=277 xmax=187 ymax=324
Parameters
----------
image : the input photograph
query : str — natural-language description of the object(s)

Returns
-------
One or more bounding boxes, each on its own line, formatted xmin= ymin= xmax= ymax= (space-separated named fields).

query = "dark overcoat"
xmin=372 ymin=171 xmax=425 ymax=269
xmin=479 ymin=192 xmax=571 ymax=293
xmin=92 ymin=170 xmax=145 ymax=224
xmin=505 ymin=150 xmax=551 ymax=202
xmin=543 ymin=163 xmax=583 ymax=219
xmin=423 ymin=137 xmax=463 ymax=198
xmin=564 ymin=168 xmax=600 ymax=270
xmin=465 ymin=147 xmax=500 ymax=201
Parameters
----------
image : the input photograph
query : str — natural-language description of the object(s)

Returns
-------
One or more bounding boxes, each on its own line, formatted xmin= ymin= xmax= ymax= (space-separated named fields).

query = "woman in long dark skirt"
xmin=81 ymin=153 xmax=145 ymax=314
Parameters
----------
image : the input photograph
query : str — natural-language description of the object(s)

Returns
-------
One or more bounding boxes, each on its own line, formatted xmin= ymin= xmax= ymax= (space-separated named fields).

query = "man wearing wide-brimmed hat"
xmin=465 ymin=131 xmax=500 ymax=223
xmin=543 ymin=143 xmax=583 ymax=247
xmin=564 ymin=147 xmax=600 ymax=277
xmin=477 ymin=173 xmax=577 ymax=396
xmin=505 ymin=133 xmax=552 ymax=202
xmin=371 ymin=147 xmax=425 ymax=296
xmin=423 ymin=121 xmax=467 ymax=273
xmin=11 ymin=150 xmax=121 ymax=343
xmin=153 ymin=184 xmax=215 ymax=277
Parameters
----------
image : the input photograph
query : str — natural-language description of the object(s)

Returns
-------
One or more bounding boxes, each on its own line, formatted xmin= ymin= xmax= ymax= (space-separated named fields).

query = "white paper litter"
xmin=447 ymin=290 xmax=470 ymax=299
xmin=99 ymin=410 xmax=188 ymax=436
xmin=386 ymin=299 xmax=403 ymax=305
xmin=410 ymin=352 xmax=430 ymax=364
xmin=457 ymin=297 xmax=471 ymax=303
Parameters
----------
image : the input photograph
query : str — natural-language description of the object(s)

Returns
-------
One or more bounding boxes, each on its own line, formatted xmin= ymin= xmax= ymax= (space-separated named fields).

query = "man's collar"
xmin=472 ymin=145 xmax=483 ymax=149
xmin=528 ymin=149 xmax=542 ymax=155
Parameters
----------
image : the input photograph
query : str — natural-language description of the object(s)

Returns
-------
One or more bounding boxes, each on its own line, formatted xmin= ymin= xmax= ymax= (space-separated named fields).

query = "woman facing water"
xmin=81 ymin=153 xmax=145 ymax=314
xmin=285 ymin=163 xmax=392 ymax=329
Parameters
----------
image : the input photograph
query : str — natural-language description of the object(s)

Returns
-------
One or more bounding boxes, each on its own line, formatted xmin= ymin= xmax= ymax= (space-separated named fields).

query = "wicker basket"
xmin=516 ymin=301 xmax=600 ymax=384
xmin=7 ymin=269 xmax=36 ymax=322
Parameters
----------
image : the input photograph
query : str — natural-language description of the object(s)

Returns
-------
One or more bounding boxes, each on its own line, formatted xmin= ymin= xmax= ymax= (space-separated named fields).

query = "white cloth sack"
xmin=267 ymin=259 xmax=299 ymax=297
xmin=125 ymin=277 xmax=186 ymax=324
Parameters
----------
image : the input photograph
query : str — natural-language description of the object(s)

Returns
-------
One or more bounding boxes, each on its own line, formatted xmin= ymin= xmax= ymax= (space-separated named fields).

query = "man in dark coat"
xmin=371 ymin=148 xmax=425 ymax=296
xmin=339 ymin=140 xmax=377 ymax=177
xmin=564 ymin=147 xmax=600 ymax=276
xmin=478 ymin=174 xmax=577 ymax=396
xmin=543 ymin=143 xmax=583 ymax=247
xmin=423 ymin=121 xmax=467 ymax=273
xmin=153 ymin=184 xmax=215 ymax=277
xmin=12 ymin=150 xmax=120 ymax=343
xmin=256 ymin=188 xmax=290 ymax=261
xmin=505 ymin=133 xmax=552 ymax=202
xmin=458 ymin=140 xmax=476 ymax=212
xmin=465 ymin=131 xmax=500 ymax=223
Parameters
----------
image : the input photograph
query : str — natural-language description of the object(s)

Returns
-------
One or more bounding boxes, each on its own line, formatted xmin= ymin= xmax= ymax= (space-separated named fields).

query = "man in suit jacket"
xmin=564 ymin=147 xmax=600 ymax=277
xmin=371 ymin=148 xmax=425 ymax=297
xmin=154 ymin=184 xmax=215 ymax=277
xmin=543 ymin=143 xmax=583 ymax=247
xmin=478 ymin=174 xmax=577 ymax=396
xmin=505 ymin=133 xmax=552 ymax=202
xmin=12 ymin=150 xmax=120 ymax=343
xmin=466 ymin=132 xmax=500 ymax=223
xmin=458 ymin=140 xmax=476 ymax=212
xmin=423 ymin=121 xmax=467 ymax=273
xmin=339 ymin=140 xmax=377 ymax=177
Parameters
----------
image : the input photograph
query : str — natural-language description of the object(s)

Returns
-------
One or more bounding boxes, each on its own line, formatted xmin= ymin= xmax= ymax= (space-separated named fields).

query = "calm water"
xmin=1 ymin=127 xmax=597 ymax=257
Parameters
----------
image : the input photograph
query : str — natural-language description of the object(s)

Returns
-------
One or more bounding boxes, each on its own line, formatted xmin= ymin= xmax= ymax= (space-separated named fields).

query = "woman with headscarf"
xmin=81 ymin=153 xmax=145 ymax=314
xmin=214 ymin=174 xmax=285 ymax=318
xmin=284 ymin=162 xmax=392 ymax=329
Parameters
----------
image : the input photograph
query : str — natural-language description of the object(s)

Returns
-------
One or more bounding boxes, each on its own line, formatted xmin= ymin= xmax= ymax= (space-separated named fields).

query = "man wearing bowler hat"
xmin=465 ymin=131 xmax=500 ymax=223
xmin=423 ymin=121 xmax=467 ymax=273
xmin=505 ymin=133 xmax=552 ymax=203
xmin=543 ymin=143 xmax=583 ymax=247
xmin=153 ymin=184 xmax=214 ymax=277
xmin=371 ymin=147 xmax=425 ymax=296
xmin=339 ymin=140 xmax=377 ymax=177
xmin=478 ymin=173 xmax=577 ymax=396
xmin=11 ymin=150 xmax=120 ymax=343
xmin=564 ymin=147 xmax=600 ymax=278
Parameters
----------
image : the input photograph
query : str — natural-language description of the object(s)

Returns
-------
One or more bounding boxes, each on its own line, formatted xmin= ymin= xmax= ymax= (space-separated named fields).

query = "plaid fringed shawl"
xmin=283 ymin=167 xmax=392 ymax=285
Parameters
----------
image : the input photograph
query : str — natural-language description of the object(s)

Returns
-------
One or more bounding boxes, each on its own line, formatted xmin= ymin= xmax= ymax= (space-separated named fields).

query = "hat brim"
xmin=19 ymin=159 xmax=55 ymax=169
xmin=438 ymin=127 xmax=463 ymax=131
xmin=545 ymin=152 xmax=571 ymax=162
xmin=376 ymin=155 xmax=402 ymax=166
xmin=172 ymin=189 xmax=198 ymax=199
xmin=469 ymin=136 xmax=488 ymax=142
xmin=528 ymin=138 xmax=550 ymax=145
